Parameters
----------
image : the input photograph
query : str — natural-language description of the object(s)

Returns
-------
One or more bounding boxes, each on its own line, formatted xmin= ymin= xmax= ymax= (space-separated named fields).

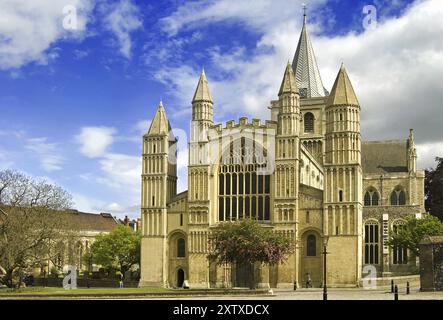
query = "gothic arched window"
xmin=304 ymin=112 xmax=314 ymax=133
xmin=390 ymin=187 xmax=407 ymax=206
xmin=398 ymin=191 xmax=406 ymax=205
xmin=307 ymin=235 xmax=316 ymax=256
xmin=177 ymin=238 xmax=185 ymax=258
xmin=218 ymin=138 xmax=271 ymax=221
xmin=364 ymin=192 xmax=371 ymax=206
xmin=364 ymin=221 xmax=379 ymax=264
xmin=364 ymin=188 xmax=380 ymax=206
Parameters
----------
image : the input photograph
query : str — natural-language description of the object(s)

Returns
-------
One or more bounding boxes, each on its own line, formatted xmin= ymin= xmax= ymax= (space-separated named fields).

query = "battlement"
xmin=212 ymin=117 xmax=277 ymax=133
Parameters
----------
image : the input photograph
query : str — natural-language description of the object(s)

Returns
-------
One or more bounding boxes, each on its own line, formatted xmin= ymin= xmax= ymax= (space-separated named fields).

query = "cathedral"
xmin=139 ymin=13 xmax=425 ymax=288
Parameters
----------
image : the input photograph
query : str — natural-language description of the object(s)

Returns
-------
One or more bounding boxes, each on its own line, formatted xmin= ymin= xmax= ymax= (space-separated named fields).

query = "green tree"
xmin=387 ymin=214 xmax=443 ymax=256
xmin=425 ymin=157 xmax=443 ymax=219
xmin=208 ymin=219 xmax=294 ymax=288
xmin=90 ymin=224 xmax=140 ymax=275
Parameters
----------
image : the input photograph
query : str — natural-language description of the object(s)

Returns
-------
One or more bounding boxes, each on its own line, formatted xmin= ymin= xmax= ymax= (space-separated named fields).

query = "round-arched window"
xmin=304 ymin=112 xmax=314 ymax=133
xmin=307 ymin=234 xmax=316 ymax=256
xmin=177 ymin=238 xmax=186 ymax=258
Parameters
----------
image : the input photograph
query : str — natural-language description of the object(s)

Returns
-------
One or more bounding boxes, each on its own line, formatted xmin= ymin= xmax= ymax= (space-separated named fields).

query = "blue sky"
xmin=1 ymin=0 xmax=442 ymax=218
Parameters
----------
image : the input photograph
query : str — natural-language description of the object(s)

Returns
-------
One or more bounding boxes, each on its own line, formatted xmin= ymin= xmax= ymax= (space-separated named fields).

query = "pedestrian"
xmin=306 ymin=273 xmax=312 ymax=288
xmin=119 ymin=273 xmax=124 ymax=289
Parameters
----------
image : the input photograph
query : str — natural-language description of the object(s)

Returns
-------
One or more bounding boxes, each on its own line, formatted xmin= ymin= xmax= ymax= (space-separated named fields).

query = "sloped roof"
xmin=192 ymin=70 xmax=213 ymax=103
xmin=279 ymin=62 xmax=299 ymax=95
xmin=327 ymin=64 xmax=359 ymax=106
xmin=362 ymin=140 xmax=408 ymax=174
xmin=63 ymin=210 xmax=119 ymax=232
xmin=147 ymin=102 xmax=173 ymax=138
xmin=0 ymin=206 xmax=119 ymax=233
xmin=291 ymin=14 xmax=327 ymax=98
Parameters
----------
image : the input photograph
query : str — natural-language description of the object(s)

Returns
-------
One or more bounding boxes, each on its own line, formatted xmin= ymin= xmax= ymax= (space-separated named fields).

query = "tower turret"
xmin=323 ymin=64 xmax=363 ymax=286
xmin=408 ymin=129 xmax=417 ymax=173
xmin=278 ymin=62 xmax=300 ymax=136
xmin=140 ymin=101 xmax=177 ymax=287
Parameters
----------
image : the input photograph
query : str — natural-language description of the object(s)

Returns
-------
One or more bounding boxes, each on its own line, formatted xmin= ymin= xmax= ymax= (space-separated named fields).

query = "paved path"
xmin=145 ymin=284 xmax=443 ymax=300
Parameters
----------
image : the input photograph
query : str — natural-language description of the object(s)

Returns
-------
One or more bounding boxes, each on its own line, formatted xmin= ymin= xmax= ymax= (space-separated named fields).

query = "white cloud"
xmin=0 ymin=0 xmax=94 ymax=70
xmin=73 ymin=124 xmax=141 ymax=216
xmin=101 ymin=0 xmax=142 ymax=59
xmin=99 ymin=153 xmax=141 ymax=192
xmin=417 ymin=142 xmax=443 ymax=170
xmin=25 ymin=137 xmax=64 ymax=172
xmin=156 ymin=0 xmax=443 ymax=171
xmin=75 ymin=126 xmax=116 ymax=158
xmin=160 ymin=0 xmax=327 ymax=36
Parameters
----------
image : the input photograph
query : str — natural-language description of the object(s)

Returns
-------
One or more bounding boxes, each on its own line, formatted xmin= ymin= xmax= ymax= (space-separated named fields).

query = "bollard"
xmin=406 ymin=282 xmax=410 ymax=295
xmin=394 ymin=285 xmax=398 ymax=301
xmin=293 ymin=281 xmax=297 ymax=291
xmin=391 ymin=280 xmax=394 ymax=293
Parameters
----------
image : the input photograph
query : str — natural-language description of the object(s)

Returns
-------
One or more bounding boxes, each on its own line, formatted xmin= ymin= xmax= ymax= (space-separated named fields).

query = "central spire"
xmin=291 ymin=10 xmax=327 ymax=98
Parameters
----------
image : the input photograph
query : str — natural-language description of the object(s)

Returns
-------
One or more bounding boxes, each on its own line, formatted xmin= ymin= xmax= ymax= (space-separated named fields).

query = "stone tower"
xmin=273 ymin=63 xmax=301 ymax=285
xmin=140 ymin=101 xmax=177 ymax=287
xmin=187 ymin=70 xmax=214 ymax=287
xmin=323 ymin=64 xmax=363 ymax=285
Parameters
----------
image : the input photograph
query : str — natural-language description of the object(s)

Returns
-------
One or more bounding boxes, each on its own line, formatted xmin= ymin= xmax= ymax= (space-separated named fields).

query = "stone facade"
xmin=139 ymin=14 xmax=425 ymax=289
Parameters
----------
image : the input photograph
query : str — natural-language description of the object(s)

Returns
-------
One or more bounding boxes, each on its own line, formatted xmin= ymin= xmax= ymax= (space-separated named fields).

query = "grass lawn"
xmin=0 ymin=286 xmax=176 ymax=296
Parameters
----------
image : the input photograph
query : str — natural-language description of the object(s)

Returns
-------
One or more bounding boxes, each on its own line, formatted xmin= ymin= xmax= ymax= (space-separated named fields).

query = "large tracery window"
xmin=364 ymin=221 xmax=379 ymax=264
xmin=364 ymin=188 xmax=380 ymax=206
xmin=218 ymin=138 xmax=271 ymax=221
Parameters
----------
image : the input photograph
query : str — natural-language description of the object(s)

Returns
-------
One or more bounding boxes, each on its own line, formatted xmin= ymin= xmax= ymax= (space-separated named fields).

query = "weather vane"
xmin=302 ymin=3 xmax=307 ymax=16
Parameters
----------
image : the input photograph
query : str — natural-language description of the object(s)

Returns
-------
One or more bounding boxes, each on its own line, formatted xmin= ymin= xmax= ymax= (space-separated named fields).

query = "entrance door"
xmin=235 ymin=263 xmax=251 ymax=287
xmin=177 ymin=268 xmax=185 ymax=288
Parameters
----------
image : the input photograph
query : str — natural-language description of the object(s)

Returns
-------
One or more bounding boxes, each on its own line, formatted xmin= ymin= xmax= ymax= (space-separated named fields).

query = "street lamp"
xmin=322 ymin=236 xmax=329 ymax=301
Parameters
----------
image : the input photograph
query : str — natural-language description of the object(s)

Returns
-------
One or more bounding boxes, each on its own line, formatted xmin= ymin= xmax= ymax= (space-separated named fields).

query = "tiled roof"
xmin=192 ymin=69 xmax=213 ymax=103
xmin=362 ymin=140 xmax=408 ymax=174
xmin=279 ymin=62 xmax=299 ymax=96
xmin=63 ymin=210 xmax=119 ymax=232
xmin=327 ymin=64 xmax=359 ymax=106
xmin=292 ymin=13 xmax=327 ymax=98
xmin=0 ymin=207 xmax=119 ymax=232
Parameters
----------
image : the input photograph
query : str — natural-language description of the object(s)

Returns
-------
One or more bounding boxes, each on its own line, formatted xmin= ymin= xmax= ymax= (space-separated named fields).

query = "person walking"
xmin=305 ymin=273 xmax=312 ymax=288
xmin=119 ymin=273 xmax=124 ymax=289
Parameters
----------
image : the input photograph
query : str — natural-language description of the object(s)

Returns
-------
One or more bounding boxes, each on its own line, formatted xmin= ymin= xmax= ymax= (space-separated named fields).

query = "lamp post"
xmin=322 ymin=236 xmax=329 ymax=301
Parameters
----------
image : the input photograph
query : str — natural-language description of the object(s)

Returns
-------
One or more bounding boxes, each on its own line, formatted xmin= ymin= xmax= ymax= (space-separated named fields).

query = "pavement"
xmin=3 ymin=283 xmax=443 ymax=300
xmin=143 ymin=283 xmax=443 ymax=300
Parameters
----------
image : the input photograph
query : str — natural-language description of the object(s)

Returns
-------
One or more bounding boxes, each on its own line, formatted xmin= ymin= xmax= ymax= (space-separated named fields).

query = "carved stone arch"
xmin=364 ymin=186 xmax=380 ymax=206
xmin=300 ymin=228 xmax=323 ymax=288
xmin=168 ymin=229 xmax=187 ymax=258
xmin=390 ymin=185 xmax=407 ymax=206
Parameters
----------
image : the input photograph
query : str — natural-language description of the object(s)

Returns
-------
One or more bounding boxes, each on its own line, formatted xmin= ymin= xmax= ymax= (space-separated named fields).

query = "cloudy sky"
xmin=0 ymin=0 xmax=442 ymax=218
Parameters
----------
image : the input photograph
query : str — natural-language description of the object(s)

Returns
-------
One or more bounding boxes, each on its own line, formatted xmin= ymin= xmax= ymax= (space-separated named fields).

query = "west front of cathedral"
xmin=139 ymin=14 xmax=425 ymax=289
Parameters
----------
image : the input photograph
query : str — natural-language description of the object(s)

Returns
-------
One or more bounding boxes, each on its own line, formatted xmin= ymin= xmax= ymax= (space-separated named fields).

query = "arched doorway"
xmin=177 ymin=268 xmax=185 ymax=288
xmin=300 ymin=230 xmax=322 ymax=287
